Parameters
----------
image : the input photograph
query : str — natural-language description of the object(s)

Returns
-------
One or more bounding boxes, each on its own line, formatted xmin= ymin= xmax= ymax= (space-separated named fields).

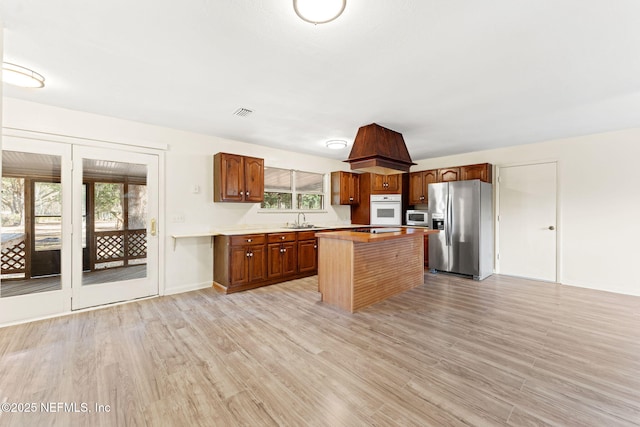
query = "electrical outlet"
xmin=171 ymin=213 xmax=186 ymax=223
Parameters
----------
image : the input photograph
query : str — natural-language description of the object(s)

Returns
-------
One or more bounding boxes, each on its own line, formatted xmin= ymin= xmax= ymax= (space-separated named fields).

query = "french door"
xmin=72 ymin=146 xmax=159 ymax=310
xmin=0 ymin=138 xmax=72 ymax=324
xmin=0 ymin=137 xmax=159 ymax=324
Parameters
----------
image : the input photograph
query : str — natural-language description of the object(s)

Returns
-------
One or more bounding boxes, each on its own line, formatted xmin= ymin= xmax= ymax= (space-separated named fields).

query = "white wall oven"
xmin=370 ymin=194 xmax=402 ymax=226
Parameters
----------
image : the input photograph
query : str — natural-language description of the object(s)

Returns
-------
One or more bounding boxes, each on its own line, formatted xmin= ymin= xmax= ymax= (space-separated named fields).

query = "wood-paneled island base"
xmin=316 ymin=228 xmax=439 ymax=312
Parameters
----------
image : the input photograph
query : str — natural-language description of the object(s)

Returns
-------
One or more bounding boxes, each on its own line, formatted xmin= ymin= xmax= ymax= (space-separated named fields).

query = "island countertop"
xmin=315 ymin=227 xmax=439 ymax=243
xmin=316 ymin=227 xmax=439 ymax=312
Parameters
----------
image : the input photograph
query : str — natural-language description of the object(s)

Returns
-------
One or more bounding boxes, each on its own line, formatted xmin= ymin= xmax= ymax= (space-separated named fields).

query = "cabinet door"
xmin=229 ymin=246 xmax=249 ymax=285
xmin=282 ymin=242 xmax=297 ymax=276
xmin=371 ymin=173 xmax=401 ymax=193
xmin=460 ymin=163 xmax=492 ymax=183
xmin=385 ymin=174 xmax=400 ymax=192
xmin=267 ymin=243 xmax=284 ymax=279
xmin=217 ymin=153 xmax=244 ymax=202
xmin=248 ymin=245 xmax=266 ymax=283
xmin=243 ymin=156 xmax=264 ymax=202
xmin=371 ymin=174 xmax=387 ymax=192
xmin=423 ymin=170 xmax=438 ymax=189
xmin=347 ymin=173 xmax=360 ymax=204
xmin=408 ymin=172 xmax=424 ymax=205
xmin=297 ymin=239 xmax=318 ymax=273
xmin=438 ymin=167 xmax=460 ymax=182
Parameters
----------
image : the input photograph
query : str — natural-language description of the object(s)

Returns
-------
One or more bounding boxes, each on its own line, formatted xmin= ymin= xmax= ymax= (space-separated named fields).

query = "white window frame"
xmin=260 ymin=168 xmax=326 ymax=213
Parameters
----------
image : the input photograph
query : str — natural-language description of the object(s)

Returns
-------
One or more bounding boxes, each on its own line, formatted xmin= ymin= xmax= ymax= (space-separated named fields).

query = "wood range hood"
xmin=344 ymin=123 xmax=416 ymax=175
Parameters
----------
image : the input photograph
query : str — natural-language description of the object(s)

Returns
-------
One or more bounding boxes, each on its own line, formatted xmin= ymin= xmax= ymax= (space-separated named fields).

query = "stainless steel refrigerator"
xmin=428 ymin=180 xmax=493 ymax=280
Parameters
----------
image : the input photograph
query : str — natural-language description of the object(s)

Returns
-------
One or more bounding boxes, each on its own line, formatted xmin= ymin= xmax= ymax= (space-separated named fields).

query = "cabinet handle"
xmin=250 ymin=252 xmax=254 ymax=257
xmin=349 ymin=197 xmax=353 ymax=201
xmin=283 ymin=249 xmax=287 ymax=253
xmin=281 ymin=236 xmax=285 ymax=240
xmin=240 ymin=191 xmax=244 ymax=195
xmin=246 ymin=251 xmax=251 ymax=257
xmin=314 ymin=245 xmax=317 ymax=249
xmin=247 ymin=239 xmax=252 ymax=243
xmin=246 ymin=191 xmax=250 ymax=196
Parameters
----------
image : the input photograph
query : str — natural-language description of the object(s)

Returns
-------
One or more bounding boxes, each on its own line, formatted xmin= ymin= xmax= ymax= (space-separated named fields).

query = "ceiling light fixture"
xmin=293 ymin=0 xmax=346 ymax=25
xmin=2 ymin=62 xmax=45 ymax=88
xmin=326 ymin=139 xmax=348 ymax=150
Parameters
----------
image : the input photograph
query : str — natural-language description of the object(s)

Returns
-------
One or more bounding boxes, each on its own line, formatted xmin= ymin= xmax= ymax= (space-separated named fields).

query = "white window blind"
xmin=261 ymin=168 xmax=325 ymax=210
xmin=295 ymin=171 xmax=323 ymax=193
xmin=264 ymin=167 xmax=292 ymax=192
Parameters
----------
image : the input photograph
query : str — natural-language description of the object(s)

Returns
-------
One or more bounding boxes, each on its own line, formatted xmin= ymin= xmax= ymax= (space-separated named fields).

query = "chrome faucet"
xmin=297 ymin=212 xmax=306 ymax=226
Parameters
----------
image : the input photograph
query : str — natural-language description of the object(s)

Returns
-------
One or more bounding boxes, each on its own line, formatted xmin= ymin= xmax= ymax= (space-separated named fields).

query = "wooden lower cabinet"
xmin=297 ymin=238 xmax=318 ymax=273
xmin=214 ymin=230 xmax=319 ymax=294
xmin=268 ymin=242 xmax=297 ymax=279
xmin=230 ymin=244 xmax=266 ymax=285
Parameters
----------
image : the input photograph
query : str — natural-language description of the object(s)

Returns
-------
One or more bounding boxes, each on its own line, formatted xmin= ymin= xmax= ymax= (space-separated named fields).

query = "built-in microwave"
xmin=406 ymin=209 xmax=429 ymax=226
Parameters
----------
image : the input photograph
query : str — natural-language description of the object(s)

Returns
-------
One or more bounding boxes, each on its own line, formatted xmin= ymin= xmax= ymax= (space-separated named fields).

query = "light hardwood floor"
xmin=0 ymin=272 xmax=639 ymax=426
xmin=0 ymin=265 xmax=147 ymax=298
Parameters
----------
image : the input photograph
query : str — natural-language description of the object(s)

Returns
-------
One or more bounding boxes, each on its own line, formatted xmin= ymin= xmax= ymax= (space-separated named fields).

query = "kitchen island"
xmin=316 ymin=227 xmax=439 ymax=312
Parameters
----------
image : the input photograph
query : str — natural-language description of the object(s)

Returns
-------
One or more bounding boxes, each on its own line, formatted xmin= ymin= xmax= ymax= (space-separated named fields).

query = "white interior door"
xmin=497 ymin=162 xmax=557 ymax=281
xmin=72 ymin=146 xmax=159 ymax=310
xmin=0 ymin=137 xmax=72 ymax=325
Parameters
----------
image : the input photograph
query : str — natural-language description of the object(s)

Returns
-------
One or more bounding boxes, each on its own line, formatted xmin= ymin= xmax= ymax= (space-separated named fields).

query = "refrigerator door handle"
xmin=446 ymin=191 xmax=452 ymax=246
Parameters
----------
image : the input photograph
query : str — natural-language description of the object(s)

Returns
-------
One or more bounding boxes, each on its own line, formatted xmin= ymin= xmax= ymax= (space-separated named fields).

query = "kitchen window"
xmin=261 ymin=168 xmax=324 ymax=211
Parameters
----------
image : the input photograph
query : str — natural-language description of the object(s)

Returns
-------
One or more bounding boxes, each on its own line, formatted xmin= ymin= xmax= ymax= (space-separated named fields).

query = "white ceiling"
xmin=2 ymin=0 xmax=640 ymax=161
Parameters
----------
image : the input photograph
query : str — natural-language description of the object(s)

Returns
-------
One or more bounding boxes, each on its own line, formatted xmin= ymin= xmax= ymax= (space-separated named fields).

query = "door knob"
xmin=548 ymin=226 xmax=555 ymax=230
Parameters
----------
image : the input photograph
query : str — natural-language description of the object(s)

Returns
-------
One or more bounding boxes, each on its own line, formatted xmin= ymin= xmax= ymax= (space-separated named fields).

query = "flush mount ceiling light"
xmin=326 ymin=139 xmax=348 ymax=150
xmin=2 ymin=62 xmax=46 ymax=88
xmin=293 ymin=0 xmax=346 ymax=24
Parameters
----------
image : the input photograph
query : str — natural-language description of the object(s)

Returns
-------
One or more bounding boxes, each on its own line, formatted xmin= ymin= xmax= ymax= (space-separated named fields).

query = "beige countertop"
xmin=170 ymin=224 xmax=371 ymax=239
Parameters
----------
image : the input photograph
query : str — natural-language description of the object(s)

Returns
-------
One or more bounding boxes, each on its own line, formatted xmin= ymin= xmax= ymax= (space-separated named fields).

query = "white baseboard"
xmin=163 ymin=281 xmax=212 ymax=296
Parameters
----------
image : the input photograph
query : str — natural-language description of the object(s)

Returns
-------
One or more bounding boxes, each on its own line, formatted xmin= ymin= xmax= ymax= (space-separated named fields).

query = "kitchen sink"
xmin=284 ymin=224 xmax=317 ymax=230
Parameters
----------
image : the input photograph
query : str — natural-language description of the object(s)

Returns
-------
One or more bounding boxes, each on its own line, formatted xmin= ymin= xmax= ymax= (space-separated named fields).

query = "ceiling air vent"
xmin=233 ymin=107 xmax=253 ymax=117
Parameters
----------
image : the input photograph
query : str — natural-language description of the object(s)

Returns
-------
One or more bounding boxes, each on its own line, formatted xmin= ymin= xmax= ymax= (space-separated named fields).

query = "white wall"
xmin=3 ymin=98 xmax=640 ymax=297
xmin=2 ymin=98 xmax=350 ymax=295
xmin=413 ymin=130 xmax=640 ymax=296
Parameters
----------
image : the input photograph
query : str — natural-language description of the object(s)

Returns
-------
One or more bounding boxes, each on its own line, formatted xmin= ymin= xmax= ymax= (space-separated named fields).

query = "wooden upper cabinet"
xmin=371 ymin=173 xmax=401 ymax=194
xmin=214 ymin=152 xmax=264 ymax=203
xmin=331 ymin=171 xmax=360 ymax=205
xmin=437 ymin=167 xmax=460 ymax=182
xmin=243 ymin=156 xmax=265 ymax=202
xmin=460 ymin=163 xmax=493 ymax=183
xmin=408 ymin=170 xmax=437 ymax=205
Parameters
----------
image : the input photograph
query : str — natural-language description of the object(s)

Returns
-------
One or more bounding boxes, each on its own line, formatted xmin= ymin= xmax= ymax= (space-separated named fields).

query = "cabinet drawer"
xmin=296 ymin=230 xmax=317 ymax=241
xmin=230 ymin=234 xmax=266 ymax=246
xmin=267 ymin=232 xmax=296 ymax=243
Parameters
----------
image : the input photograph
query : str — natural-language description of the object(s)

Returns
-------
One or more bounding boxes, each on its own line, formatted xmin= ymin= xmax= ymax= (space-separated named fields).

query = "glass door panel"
xmin=0 ymin=139 xmax=72 ymax=325
xmin=72 ymin=146 xmax=158 ymax=310
xmin=1 ymin=155 xmax=63 ymax=296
